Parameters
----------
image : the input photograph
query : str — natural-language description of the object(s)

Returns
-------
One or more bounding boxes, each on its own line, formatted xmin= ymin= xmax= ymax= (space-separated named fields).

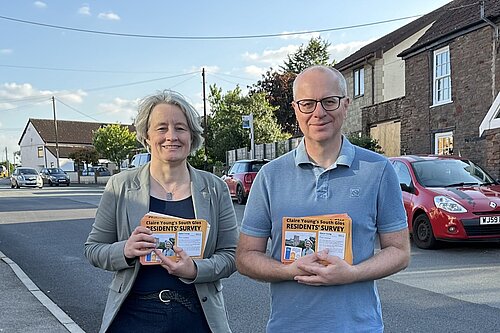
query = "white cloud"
xmin=242 ymin=45 xmax=299 ymax=68
xmin=98 ymin=12 xmax=120 ymax=21
xmin=0 ymin=83 xmax=87 ymax=110
xmin=244 ymin=65 xmax=267 ymax=78
xmin=34 ymin=1 xmax=47 ymax=9
xmin=0 ymin=49 xmax=13 ymax=55
xmin=97 ymin=97 xmax=138 ymax=123
xmin=328 ymin=38 xmax=376 ymax=62
xmin=78 ymin=5 xmax=91 ymax=16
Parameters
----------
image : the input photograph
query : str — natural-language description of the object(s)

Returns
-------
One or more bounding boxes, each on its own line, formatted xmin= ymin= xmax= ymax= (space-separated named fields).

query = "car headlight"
xmin=434 ymin=196 xmax=467 ymax=213
xmin=50 ymin=176 xmax=57 ymax=180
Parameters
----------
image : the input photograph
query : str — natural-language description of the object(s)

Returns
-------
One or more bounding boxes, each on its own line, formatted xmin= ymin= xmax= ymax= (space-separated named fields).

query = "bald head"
xmin=292 ymin=65 xmax=347 ymax=100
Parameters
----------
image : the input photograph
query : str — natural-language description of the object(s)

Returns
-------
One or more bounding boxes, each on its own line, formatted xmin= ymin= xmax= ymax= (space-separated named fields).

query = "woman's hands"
xmin=124 ymin=226 xmax=197 ymax=279
xmin=154 ymin=246 xmax=197 ymax=280
xmin=124 ymin=226 xmax=157 ymax=259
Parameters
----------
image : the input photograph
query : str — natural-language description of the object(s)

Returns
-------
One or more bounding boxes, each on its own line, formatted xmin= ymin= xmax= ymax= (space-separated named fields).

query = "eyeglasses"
xmin=294 ymin=95 xmax=345 ymax=114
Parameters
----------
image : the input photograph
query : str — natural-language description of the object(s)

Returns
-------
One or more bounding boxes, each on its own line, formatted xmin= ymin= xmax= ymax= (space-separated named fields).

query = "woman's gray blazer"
xmin=84 ymin=163 xmax=238 ymax=333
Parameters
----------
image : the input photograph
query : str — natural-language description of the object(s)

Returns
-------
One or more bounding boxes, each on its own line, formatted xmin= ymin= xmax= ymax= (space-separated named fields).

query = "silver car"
xmin=10 ymin=167 xmax=43 ymax=189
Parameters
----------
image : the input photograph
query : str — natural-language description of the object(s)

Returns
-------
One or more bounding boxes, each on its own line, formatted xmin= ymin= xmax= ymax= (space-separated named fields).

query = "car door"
xmin=392 ymin=160 xmax=416 ymax=227
xmin=225 ymin=163 xmax=241 ymax=196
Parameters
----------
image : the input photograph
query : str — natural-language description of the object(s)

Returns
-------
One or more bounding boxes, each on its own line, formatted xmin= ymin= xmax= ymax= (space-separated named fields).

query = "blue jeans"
xmin=107 ymin=292 xmax=211 ymax=333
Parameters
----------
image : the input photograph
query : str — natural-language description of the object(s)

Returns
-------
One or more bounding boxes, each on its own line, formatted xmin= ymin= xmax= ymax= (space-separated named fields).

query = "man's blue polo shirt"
xmin=240 ymin=137 xmax=407 ymax=333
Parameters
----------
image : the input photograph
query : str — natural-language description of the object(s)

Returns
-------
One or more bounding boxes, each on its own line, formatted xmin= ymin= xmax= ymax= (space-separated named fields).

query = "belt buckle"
xmin=159 ymin=290 xmax=171 ymax=303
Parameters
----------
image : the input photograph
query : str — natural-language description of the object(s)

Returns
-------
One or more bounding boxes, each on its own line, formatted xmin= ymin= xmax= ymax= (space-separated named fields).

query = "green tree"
xmin=281 ymin=37 xmax=335 ymax=73
xmin=92 ymin=124 xmax=137 ymax=172
xmin=250 ymin=70 xmax=297 ymax=134
xmin=347 ymin=134 xmax=384 ymax=154
xmin=68 ymin=147 xmax=99 ymax=172
xmin=207 ymin=85 xmax=290 ymax=164
xmin=251 ymin=37 xmax=336 ymax=135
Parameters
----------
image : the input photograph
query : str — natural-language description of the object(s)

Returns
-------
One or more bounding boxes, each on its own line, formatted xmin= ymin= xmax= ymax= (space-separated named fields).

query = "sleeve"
xmin=84 ymin=176 xmax=131 ymax=272
xmin=376 ymin=160 xmax=408 ymax=234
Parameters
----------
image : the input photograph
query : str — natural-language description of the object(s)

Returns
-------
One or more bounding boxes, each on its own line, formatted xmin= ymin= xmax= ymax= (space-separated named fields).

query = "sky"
xmin=0 ymin=0 xmax=453 ymax=163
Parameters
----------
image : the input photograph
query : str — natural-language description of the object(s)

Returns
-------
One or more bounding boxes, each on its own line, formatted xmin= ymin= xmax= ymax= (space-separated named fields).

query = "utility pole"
xmin=202 ymin=68 xmax=208 ymax=170
xmin=52 ymin=96 xmax=60 ymax=168
xmin=4 ymin=147 xmax=9 ymax=176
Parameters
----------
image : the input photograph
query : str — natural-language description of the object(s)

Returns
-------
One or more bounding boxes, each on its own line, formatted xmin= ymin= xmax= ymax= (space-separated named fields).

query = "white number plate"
xmin=480 ymin=216 xmax=500 ymax=225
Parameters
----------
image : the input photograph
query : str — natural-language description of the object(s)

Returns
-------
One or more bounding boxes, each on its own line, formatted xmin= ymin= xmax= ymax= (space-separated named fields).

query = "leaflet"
xmin=281 ymin=214 xmax=353 ymax=265
xmin=139 ymin=212 xmax=210 ymax=265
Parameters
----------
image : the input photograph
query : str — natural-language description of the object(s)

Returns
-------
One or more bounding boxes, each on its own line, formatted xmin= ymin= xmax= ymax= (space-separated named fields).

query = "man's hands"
xmin=294 ymin=250 xmax=356 ymax=286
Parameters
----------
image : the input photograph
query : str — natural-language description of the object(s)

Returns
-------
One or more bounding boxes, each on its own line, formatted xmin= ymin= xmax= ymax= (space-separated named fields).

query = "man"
xmin=236 ymin=65 xmax=410 ymax=333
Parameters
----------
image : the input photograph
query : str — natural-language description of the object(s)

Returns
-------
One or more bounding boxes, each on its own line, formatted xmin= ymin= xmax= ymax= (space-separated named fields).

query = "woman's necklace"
xmin=151 ymin=174 xmax=180 ymax=201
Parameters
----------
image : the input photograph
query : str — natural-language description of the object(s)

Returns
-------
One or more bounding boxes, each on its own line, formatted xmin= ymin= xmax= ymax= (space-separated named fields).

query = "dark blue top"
xmin=131 ymin=196 xmax=197 ymax=293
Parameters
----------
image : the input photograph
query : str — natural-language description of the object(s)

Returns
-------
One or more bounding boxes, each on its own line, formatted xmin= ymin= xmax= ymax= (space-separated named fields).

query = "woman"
xmin=163 ymin=240 xmax=175 ymax=257
xmin=85 ymin=90 xmax=238 ymax=333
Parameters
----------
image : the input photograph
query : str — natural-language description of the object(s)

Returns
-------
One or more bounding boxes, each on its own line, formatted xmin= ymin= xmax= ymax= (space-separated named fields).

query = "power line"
xmin=54 ymin=97 xmax=99 ymax=121
xmin=83 ymin=72 xmax=199 ymax=92
xmin=0 ymin=14 xmax=423 ymax=40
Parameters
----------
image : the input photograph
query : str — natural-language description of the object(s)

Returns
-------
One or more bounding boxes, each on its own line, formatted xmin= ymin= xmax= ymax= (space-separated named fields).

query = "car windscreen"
xmin=48 ymin=168 xmax=64 ymax=174
xmin=20 ymin=169 xmax=37 ymax=175
xmin=411 ymin=159 xmax=494 ymax=187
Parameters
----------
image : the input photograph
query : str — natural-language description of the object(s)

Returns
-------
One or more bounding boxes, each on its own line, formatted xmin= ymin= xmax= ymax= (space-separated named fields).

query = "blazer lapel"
xmin=189 ymin=166 xmax=211 ymax=226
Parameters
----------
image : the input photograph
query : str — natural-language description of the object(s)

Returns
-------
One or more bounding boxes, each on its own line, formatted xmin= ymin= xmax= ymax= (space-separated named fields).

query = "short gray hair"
xmin=134 ymin=90 xmax=204 ymax=154
xmin=292 ymin=65 xmax=347 ymax=99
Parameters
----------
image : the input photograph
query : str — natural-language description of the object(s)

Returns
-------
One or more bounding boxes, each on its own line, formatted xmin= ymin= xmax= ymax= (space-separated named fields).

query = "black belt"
xmin=130 ymin=290 xmax=198 ymax=312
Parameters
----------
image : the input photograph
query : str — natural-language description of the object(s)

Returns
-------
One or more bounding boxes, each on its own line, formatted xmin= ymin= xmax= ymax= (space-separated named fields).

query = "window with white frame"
xmin=434 ymin=131 xmax=453 ymax=155
xmin=433 ymin=47 xmax=451 ymax=105
xmin=354 ymin=67 xmax=364 ymax=97
xmin=37 ymin=146 xmax=44 ymax=158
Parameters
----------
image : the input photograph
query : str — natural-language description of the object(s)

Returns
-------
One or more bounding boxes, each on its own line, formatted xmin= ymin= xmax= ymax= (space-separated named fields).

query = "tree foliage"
xmin=347 ymin=134 xmax=384 ymax=154
xmin=250 ymin=70 xmax=297 ymax=134
xmin=251 ymin=37 xmax=336 ymax=135
xmin=68 ymin=147 xmax=99 ymax=171
xmin=92 ymin=124 xmax=137 ymax=171
xmin=207 ymin=85 xmax=290 ymax=164
xmin=281 ymin=37 xmax=335 ymax=73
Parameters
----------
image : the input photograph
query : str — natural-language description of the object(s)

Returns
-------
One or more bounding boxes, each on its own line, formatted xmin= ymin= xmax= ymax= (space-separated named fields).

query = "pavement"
xmin=0 ymin=251 xmax=86 ymax=332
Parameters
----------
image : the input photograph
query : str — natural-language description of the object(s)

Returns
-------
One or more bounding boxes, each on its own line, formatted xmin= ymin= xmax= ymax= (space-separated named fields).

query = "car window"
xmin=393 ymin=161 xmax=412 ymax=188
xmin=412 ymin=159 xmax=492 ymax=187
xmin=250 ymin=162 xmax=266 ymax=172
xmin=228 ymin=163 xmax=239 ymax=174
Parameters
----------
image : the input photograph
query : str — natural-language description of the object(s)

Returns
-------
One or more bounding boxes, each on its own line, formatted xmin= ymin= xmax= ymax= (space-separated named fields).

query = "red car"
xmin=222 ymin=159 xmax=269 ymax=204
xmin=389 ymin=155 xmax=500 ymax=249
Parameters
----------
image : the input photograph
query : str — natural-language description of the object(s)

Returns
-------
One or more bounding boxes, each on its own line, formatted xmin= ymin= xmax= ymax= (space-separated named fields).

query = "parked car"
xmin=0 ymin=165 xmax=7 ymax=178
xmin=222 ymin=159 xmax=269 ymax=204
xmin=39 ymin=167 xmax=70 ymax=186
xmin=82 ymin=166 xmax=111 ymax=176
xmin=129 ymin=152 xmax=151 ymax=168
xmin=390 ymin=155 xmax=500 ymax=249
xmin=10 ymin=167 xmax=43 ymax=189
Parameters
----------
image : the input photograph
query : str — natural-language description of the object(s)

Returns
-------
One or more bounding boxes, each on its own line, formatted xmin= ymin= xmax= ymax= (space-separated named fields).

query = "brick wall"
xmin=402 ymin=26 xmax=498 ymax=175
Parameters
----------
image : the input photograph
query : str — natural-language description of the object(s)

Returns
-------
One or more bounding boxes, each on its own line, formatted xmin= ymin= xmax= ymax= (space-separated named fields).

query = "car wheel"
xmin=11 ymin=182 xmax=15 ymax=189
xmin=49 ymin=181 xmax=54 ymax=187
xmin=236 ymin=185 xmax=247 ymax=205
xmin=67 ymin=183 xmax=70 ymax=186
xmin=15 ymin=181 xmax=20 ymax=189
xmin=412 ymin=214 xmax=437 ymax=249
